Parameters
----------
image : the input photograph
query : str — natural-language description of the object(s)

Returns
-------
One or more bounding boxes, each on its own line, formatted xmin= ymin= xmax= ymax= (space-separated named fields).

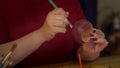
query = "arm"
xmin=0 ymin=8 xmax=68 ymax=66
xmin=0 ymin=28 xmax=49 ymax=65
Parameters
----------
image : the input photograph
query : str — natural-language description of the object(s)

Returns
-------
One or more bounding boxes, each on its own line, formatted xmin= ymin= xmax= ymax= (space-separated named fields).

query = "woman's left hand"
xmin=78 ymin=29 xmax=109 ymax=61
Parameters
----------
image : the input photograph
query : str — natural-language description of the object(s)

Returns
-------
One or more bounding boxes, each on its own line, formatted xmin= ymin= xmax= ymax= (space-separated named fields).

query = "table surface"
xmin=28 ymin=55 xmax=120 ymax=68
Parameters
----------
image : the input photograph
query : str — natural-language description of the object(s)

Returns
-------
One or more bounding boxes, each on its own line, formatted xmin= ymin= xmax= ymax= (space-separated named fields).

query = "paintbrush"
xmin=0 ymin=44 xmax=17 ymax=68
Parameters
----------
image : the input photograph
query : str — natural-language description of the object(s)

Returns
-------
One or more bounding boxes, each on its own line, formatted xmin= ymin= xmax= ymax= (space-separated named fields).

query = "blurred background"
xmin=97 ymin=0 xmax=120 ymax=56
xmin=79 ymin=0 xmax=120 ymax=56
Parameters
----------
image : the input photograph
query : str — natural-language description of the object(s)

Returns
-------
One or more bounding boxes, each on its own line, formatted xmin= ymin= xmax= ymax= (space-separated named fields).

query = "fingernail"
xmin=93 ymin=30 xmax=96 ymax=33
xmin=91 ymin=38 xmax=97 ymax=41
xmin=90 ymin=33 xmax=94 ymax=36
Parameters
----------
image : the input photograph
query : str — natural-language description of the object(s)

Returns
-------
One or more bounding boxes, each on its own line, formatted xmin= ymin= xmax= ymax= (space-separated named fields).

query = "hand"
xmin=78 ymin=29 xmax=109 ymax=61
xmin=40 ymin=8 xmax=69 ymax=40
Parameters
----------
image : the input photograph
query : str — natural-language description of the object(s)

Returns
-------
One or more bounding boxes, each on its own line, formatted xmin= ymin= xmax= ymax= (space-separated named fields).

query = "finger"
xmin=64 ymin=18 xmax=69 ymax=26
xmin=90 ymin=33 xmax=97 ymax=38
xmin=53 ymin=8 xmax=66 ymax=15
xmin=95 ymin=40 xmax=109 ymax=52
xmin=53 ymin=15 xmax=68 ymax=28
xmin=95 ymin=29 xmax=105 ymax=38
xmin=66 ymin=11 xmax=69 ymax=17
xmin=64 ymin=12 xmax=69 ymax=25
xmin=54 ymin=27 xmax=67 ymax=33
xmin=54 ymin=14 xmax=66 ymax=20
xmin=90 ymin=29 xmax=105 ymax=41
xmin=93 ymin=38 xmax=108 ymax=45
xmin=53 ymin=20 xmax=66 ymax=28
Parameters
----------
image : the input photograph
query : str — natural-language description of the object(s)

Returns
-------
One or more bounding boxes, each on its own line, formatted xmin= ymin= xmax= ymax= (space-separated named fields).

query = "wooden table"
xmin=29 ymin=55 xmax=120 ymax=68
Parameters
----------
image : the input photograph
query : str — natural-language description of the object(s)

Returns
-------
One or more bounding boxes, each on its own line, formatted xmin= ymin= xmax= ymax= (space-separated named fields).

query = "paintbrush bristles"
xmin=1 ymin=43 xmax=17 ymax=64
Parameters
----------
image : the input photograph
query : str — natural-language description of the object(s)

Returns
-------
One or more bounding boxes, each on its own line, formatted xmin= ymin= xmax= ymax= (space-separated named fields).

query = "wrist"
xmin=78 ymin=48 xmax=100 ymax=61
xmin=39 ymin=27 xmax=54 ymax=41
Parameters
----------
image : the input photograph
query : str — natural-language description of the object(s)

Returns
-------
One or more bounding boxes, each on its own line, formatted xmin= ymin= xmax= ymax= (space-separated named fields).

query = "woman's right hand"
xmin=40 ymin=8 xmax=69 ymax=40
